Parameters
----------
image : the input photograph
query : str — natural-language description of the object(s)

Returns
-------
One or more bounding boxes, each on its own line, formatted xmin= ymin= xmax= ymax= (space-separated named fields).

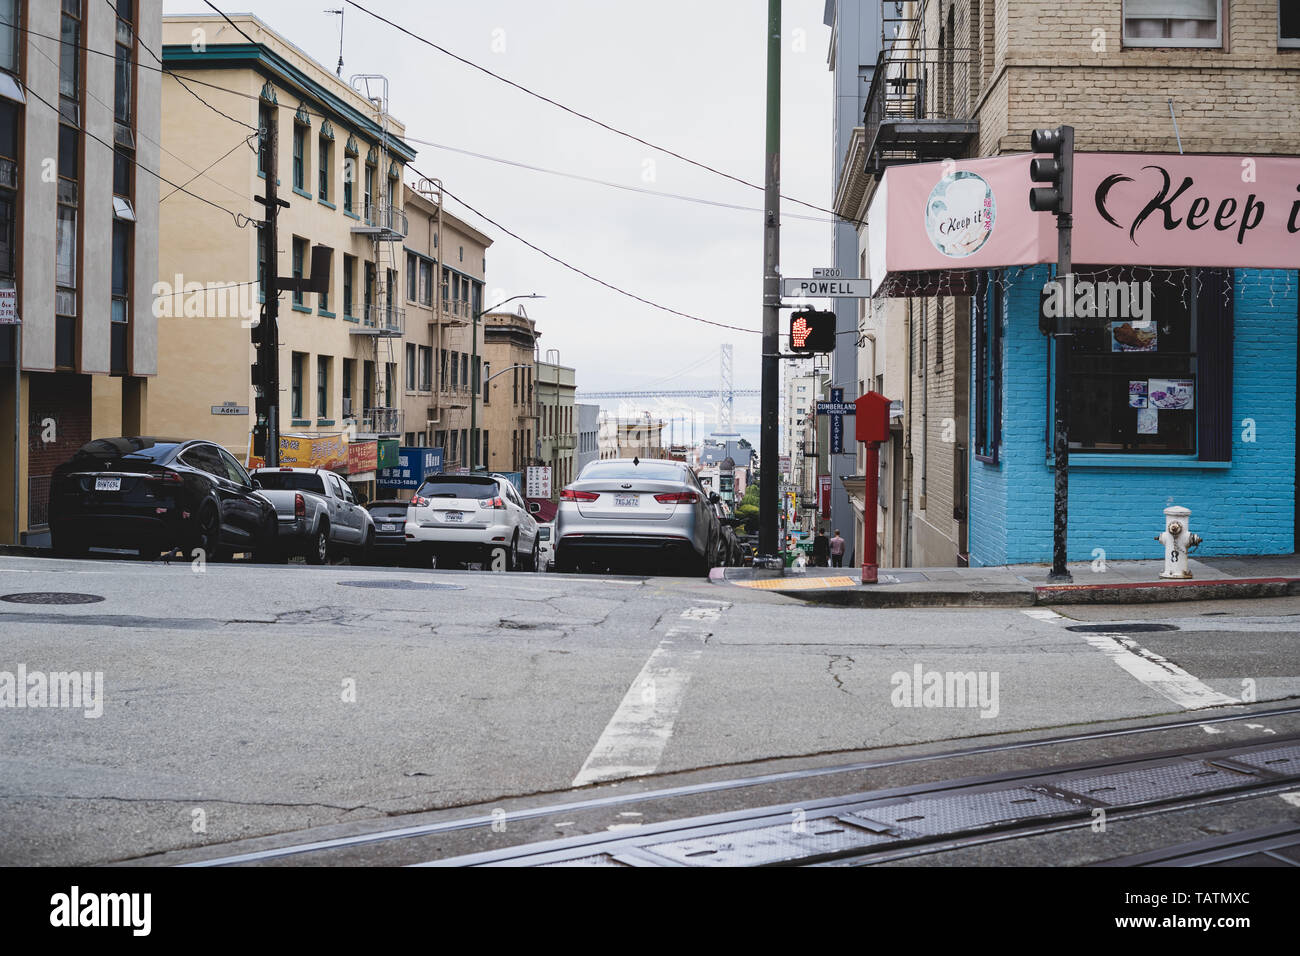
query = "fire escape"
xmin=863 ymin=1 xmax=979 ymax=177
xmin=349 ymin=75 xmax=407 ymax=438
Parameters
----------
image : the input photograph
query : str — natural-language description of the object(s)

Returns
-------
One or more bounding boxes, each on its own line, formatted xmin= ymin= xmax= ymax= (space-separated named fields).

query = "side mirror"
xmin=528 ymin=502 xmax=541 ymax=514
xmin=251 ymin=479 xmax=262 ymax=490
xmin=709 ymin=492 xmax=721 ymax=505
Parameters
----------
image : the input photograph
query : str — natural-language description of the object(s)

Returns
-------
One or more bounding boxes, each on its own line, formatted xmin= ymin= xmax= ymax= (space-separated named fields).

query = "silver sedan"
xmin=553 ymin=458 xmax=720 ymax=576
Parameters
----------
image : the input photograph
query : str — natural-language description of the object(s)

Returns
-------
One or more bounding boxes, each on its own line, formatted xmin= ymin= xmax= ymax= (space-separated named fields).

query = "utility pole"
xmin=253 ymin=116 xmax=287 ymax=468
xmin=758 ymin=0 xmax=781 ymax=561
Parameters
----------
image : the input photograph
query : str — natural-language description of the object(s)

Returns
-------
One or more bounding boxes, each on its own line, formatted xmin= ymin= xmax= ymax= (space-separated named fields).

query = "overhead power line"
xmin=343 ymin=0 xmax=863 ymax=227
xmin=417 ymin=166 xmax=760 ymax=336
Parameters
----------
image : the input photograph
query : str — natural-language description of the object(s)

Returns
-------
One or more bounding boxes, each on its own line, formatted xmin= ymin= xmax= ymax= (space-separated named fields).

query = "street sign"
xmin=526 ymin=465 xmax=552 ymax=499
xmin=811 ymin=268 xmax=843 ymax=278
xmin=0 ymin=285 xmax=18 ymax=324
xmin=211 ymin=402 xmax=249 ymax=415
xmin=378 ymin=446 xmax=444 ymax=489
xmin=819 ymin=388 xmax=856 ymax=455
xmin=782 ymin=277 xmax=872 ymax=298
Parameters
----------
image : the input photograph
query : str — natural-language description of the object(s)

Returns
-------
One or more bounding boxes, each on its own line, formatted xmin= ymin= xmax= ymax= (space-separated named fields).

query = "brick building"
xmin=836 ymin=0 xmax=1299 ymax=567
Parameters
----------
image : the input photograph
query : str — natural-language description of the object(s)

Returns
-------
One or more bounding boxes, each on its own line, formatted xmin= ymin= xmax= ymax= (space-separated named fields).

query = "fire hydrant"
xmin=1154 ymin=505 xmax=1201 ymax=579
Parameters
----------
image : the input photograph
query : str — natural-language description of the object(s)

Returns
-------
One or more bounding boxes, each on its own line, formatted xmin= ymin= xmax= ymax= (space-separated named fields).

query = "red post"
xmin=862 ymin=440 xmax=879 ymax=584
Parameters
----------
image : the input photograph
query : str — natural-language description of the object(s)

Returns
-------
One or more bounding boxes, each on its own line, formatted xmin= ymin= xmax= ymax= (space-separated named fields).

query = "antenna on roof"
xmin=325 ymin=8 xmax=344 ymax=77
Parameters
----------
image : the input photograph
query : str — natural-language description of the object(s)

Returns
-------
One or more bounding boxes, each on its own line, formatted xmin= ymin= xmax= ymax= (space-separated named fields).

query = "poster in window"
xmin=1137 ymin=406 xmax=1159 ymax=435
xmin=1111 ymin=321 xmax=1157 ymax=352
xmin=1128 ymin=380 xmax=1148 ymax=408
xmin=1148 ymin=378 xmax=1194 ymax=410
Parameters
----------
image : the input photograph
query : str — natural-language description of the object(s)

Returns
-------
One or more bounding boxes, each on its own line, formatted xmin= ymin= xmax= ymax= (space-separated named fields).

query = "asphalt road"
xmin=1 ymin=553 xmax=1297 ymax=865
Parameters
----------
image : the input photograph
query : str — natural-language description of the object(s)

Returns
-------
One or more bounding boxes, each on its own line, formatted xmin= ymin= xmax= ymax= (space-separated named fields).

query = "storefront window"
xmin=973 ymin=270 xmax=1001 ymax=462
xmin=1066 ymin=267 xmax=1197 ymax=455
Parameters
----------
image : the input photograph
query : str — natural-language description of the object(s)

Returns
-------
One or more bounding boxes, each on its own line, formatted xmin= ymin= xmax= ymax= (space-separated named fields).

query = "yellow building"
xmin=400 ymin=186 xmax=491 ymax=473
xmin=151 ymin=14 xmax=414 ymax=477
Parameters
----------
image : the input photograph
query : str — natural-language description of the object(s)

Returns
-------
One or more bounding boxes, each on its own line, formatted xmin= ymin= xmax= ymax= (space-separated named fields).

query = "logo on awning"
xmin=925 ymin=170 xmax=997 ymax=258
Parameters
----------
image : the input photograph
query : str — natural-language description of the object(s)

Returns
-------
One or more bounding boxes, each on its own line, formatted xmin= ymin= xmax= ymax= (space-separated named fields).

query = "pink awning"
xmin=868 ymin=153 xmax=1300 ymax=297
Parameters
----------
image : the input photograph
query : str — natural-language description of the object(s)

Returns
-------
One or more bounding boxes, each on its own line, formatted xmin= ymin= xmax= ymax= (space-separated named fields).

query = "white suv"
xmin=405 ymin=473 xmax=540 ymax=570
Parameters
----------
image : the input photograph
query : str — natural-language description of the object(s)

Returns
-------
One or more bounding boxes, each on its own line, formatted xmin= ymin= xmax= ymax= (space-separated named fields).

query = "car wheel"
xmin=506 ymin=533 xmax=520 ymax=572
xmin=305 ymin=524 xmax=330 ymax=565
xmin=194 ymin=506 xmax=223 ymax=562
xmin=357 ymin=529 xmax=375 ymax=565
xmin=528 ymin=539 xmax=540 ymax=572
xmin=555 ymin=546 xmax=575 ymax=574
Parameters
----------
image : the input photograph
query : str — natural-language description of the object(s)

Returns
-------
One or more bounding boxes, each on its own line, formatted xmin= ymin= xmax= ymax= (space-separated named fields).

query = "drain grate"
xmin=1050 ymin=760 xmax=1241 ymax=808
xmin=643 ymin=818 xmax=893 ymax=866
xmin=1065 ymin=623 xmax=1179 ymax=633
xmin=336 ymin=580 xmax=465 ymax=591
xmin=0 ymin=592 xmax=105 ymax=605
xmin=1219 ymin=744 xmax=1300 ymax=777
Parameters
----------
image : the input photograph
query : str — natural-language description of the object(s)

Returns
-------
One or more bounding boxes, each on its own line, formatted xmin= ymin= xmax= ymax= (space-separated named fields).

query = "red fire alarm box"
xmin=855 ymin=391 xmax=891 ymax=443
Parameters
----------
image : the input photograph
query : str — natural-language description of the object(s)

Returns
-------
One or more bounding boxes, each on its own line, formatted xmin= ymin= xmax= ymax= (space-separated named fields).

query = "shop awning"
xmin=869 ymin=153 xmax=1300 ymax=297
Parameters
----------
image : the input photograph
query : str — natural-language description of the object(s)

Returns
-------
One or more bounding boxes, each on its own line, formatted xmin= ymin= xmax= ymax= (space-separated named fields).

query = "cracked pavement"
xmin=1 ymin=554 xmax=1297 ymax=865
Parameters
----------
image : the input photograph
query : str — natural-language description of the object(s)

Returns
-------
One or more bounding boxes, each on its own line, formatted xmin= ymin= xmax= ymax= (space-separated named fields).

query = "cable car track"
xmin=168 ymin=703 xmax=1300 ymax=867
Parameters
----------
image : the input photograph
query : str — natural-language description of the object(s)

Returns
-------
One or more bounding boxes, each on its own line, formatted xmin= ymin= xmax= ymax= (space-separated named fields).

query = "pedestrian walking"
xmin=812 ymin=527 xmax=831 ymax=568
xmin=830 ymin=530 xmax=846 ymax=568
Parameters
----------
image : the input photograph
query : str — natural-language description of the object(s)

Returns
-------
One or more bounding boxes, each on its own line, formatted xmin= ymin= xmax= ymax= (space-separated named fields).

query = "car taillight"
xmin=480 ymin=496 xmax=505 ymax=509
xmin=654 ymin=491 xmax=698 ymax=504
xmin=294 ymin=493 xmax=306 ymax=518
xmin=559 ymin=489 xmax=599 ymax=502
xmin=144 ymin=470 xmax=183 ymax=484
xmin=411 ymin=495 xmax=429 ymax=508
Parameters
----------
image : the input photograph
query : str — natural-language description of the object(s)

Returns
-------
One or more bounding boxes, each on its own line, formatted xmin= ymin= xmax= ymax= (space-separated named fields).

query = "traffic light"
xmin=1028 ymin=126 xmax=1073 ymax=216
xmin=789 ymin=309 xmax=835 ymax=354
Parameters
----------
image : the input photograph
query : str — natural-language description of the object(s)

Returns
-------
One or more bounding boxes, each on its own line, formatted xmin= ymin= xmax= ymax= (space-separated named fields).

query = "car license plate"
xmin=95 ymin=477 xmax=121 ymax=492
xmin=381 ymin=523 xmax=399 ymax=532
xmin=614 ymin=494 xmax=639 ymax=507
xmin=443 ymin=511 xmax=464 ymax=523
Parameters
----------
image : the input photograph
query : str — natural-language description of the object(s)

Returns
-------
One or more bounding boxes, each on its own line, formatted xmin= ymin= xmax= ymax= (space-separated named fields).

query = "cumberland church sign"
xmin=867 ymin=153 xmax=1300 ymax=296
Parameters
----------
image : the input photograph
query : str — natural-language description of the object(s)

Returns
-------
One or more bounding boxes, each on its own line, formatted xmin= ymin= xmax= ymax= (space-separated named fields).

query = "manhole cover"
xmin=1066 ymin=623 xmax=1179 ymax=633
xmin=0 ymin=592 xmax=105 ymax=605
xmin=336 ymin=580 xmax=465 ymax=591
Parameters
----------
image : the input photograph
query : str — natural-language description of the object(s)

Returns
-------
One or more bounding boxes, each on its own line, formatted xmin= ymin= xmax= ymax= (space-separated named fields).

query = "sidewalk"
xmin=710 ymin=554 xmax=1300 ymax=608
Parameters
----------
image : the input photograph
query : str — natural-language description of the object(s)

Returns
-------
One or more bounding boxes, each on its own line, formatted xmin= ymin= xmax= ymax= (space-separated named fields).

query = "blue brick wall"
xmin=969 ymin=267 xmax=1297 ymax=566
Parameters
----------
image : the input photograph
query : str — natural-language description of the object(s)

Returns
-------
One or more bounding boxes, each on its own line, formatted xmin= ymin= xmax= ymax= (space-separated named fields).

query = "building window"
xmin=363 ymin=262 xmax=375 ymax=318
xmin=363 ymin=360 xmax=374 ymax=410
xmin=114 ymin=2 xmax=133 ymax=128
xmin=292 ymin=123 xmax=307 ymax=192
xmin=482 ymin=362 xmax=490 ymax=404
xmin=113 ymin=145 xmax=134 ymax=198
xmin=258 ymin=103 xmax=273 ymax=176
xmin=1065 ymin=267 xmax=1204 ymax=456
xmin=419 ymin=260 xmax=433 ymax=306
xmin=419 ymin=346 xmax=432 ymax=392
xmin=450 ymin=350 xmax=459 ymax=388
xmin=60 ymin=0 xmax=81 ymax=101
xmin=111 ymin=220 xmax=130 ymax=373
xmin=406 ymin=252 xmax=417 ymax=301
xmin=317 ymin=247 xmax=332 ymax=312
xmin=291 ymin=237 xmax=306 ymax=307
xmin=318 ymin=133 xmax=331 ymax=200
xmin=1123 ymin=0 xmax=1221 ymax=48
xmin=385 ymin=362 xmax=395 ymax=407
xmin=342 ymin=358 xmax=354 ymax=416
xmin=343 ymin=144 xmax=356 ymax=212
xmin=364 ymin=163 xmax=374 ymax=215
xmin=317 ymin=355 xmax=330 ymax=418
xmin=291 ymin=352 xmax=305 ymax=419
xmin=405 ymin=342 xmax=416 ymax=390
xmin=343 ymin=254 xmax=355 ymax=317
xmin=973 ymin=271 xmax=1001 ymax=463
xmin=1282 ymin=3 xmax=1300 ymax=47
xmin=0 ymin=0 xmax=20 ymax=75
xmin=0 ymin=100 xmax=17 ymax=280
xmin=482 ymin=431 xmax=489 ymax=467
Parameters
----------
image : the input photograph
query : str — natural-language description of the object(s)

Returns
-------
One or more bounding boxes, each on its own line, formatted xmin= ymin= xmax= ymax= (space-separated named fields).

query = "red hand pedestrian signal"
xmin=789 ymin=310 xmax=834 ymax=353
xmin=792 ymin=315 xmax=811 ymax=349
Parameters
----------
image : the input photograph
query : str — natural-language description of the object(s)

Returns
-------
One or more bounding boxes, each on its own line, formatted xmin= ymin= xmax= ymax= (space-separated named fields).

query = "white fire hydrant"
xmin=1154 ymin=505 xmax=1201 ymax=579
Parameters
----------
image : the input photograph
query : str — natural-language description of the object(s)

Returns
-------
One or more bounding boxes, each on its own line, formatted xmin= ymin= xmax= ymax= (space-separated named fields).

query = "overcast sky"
xmin=164 ymin=0 xmax=836 ymax=442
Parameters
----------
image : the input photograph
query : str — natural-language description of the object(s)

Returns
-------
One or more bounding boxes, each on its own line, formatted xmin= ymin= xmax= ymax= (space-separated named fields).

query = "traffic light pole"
xmin=254 ymin=118 xmax=284 ymax=468
xmin=1046 ymin=127 xmax=1074 ymax=583
xmin=758 ymin=0 xmax=781 ymax=561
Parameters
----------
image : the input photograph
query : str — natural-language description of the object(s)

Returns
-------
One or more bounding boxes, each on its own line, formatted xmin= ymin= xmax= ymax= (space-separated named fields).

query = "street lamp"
xmin=470 ymin=293 xmax=543 ymax=472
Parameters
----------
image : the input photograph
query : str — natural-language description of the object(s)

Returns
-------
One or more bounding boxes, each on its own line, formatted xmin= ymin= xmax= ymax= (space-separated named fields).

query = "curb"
xmin=722 ymin=575 xmax=1300 ymax=608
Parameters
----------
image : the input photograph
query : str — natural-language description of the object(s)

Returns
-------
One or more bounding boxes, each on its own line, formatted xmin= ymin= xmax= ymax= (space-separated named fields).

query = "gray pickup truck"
xmin=248 ymin=467 xmax=375 ymax=564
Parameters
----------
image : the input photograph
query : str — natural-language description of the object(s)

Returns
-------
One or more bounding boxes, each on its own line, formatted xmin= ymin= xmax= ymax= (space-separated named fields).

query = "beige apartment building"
xmin=151 ymin=14 xmax=414 ymax=480
xmin=2 ymin=0 xmax=162 ymax=544
xmin=836 ymin=0 xmax=1300 ymax=568
xmin=481 ymin=306 xmax=537 ymax=474
xmin=536 ymin=357 xmax=576 ymax=490
xmin=401 ymin=185 xmax=490 ymax=472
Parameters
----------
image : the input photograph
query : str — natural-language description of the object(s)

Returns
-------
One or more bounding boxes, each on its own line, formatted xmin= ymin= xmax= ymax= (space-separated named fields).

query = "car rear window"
xmin=367 ymin=504 xmax=408 ymax=518
xmin=254 ymin=471 xmax=327 ymax=494
xmin=538 ymin=527 xmax=551 ymax=540
xmin=72 ymin=438 xmax=180 ymax=467
xmin=579 ymin=461 xmax=685 ymax=482
xmin=415 ymin=477 xmax=499 ymax=499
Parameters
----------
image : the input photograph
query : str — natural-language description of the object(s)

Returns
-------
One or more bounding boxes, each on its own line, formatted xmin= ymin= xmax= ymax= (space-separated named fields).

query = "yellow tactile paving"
xmin=732 ymin=576 xmax=858 ymax=590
